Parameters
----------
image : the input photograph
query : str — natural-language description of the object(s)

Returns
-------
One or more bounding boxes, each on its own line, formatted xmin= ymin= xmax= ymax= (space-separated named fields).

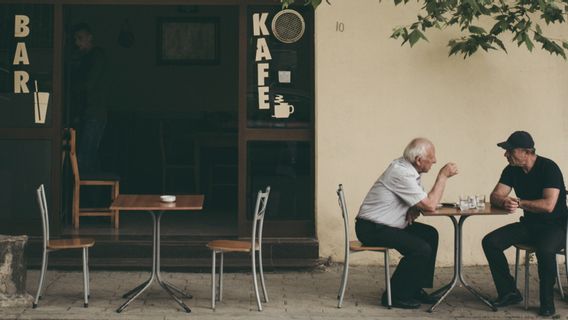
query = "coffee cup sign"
xmin=272 ymin=103 xmax=294 ymax=119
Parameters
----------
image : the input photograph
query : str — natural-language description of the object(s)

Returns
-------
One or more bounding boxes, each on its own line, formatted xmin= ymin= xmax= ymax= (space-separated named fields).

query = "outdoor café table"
xmin=422 ymin=203 xmax=510 ymax=312
xmin=110 ymin=194 xmax=204 ymax=313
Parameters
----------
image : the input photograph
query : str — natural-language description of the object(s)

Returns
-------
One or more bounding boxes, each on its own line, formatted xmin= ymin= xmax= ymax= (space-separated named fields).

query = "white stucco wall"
xmin=314 ymin=0 xmax=568 ymax=266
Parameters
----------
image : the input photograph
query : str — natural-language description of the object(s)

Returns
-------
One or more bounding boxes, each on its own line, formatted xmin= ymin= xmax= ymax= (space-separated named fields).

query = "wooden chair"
xmin=206 ymin=186 xmax=270 ymax=311
xmin=67 ymin=128 xmax=120 ymax=229
xmin=33 ymin=184 xmax=95 ymax=308
xmin=336 ymin=184 xmax=392 ymax=308
xmin=513 ymin=191 xmax=568 ymax=309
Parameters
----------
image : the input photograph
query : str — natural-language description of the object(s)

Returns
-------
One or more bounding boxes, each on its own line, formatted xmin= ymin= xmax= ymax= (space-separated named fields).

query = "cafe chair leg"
xmin=524 ymin=251 xmax=530 ymax=310
xmin=337 ymin=252 xmax=349 ymax=308
xmin=258 ymin=248 xmax=269 ymax=303
xmin=33 ymin=251 xmax=49 ymax=308
xmin=211 ymin=251 xmax=216 ymax=310
xmin=385 ymin=251 xmax=392 ymax=309
xmin=82 ymin=247 xmax=89 ymax=308
xmin=514 ymin=247 xmax=520 ymax=288
xmin=556 ymin=255 xmax=564 ymax=299
xmin=219 ymin=252 xmax=223 ymax=302
xmin=252 ymin=250 xmax=262 ymax=311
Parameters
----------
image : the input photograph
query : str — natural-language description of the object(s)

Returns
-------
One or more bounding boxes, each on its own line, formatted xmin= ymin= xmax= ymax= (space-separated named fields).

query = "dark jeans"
xmin=482 ymin=220 xmax=566 ymax=307
xmin=355 ymin=219 xmax=439 ymax=299
xmin=77 ymin=118 xmax=106 ymax=174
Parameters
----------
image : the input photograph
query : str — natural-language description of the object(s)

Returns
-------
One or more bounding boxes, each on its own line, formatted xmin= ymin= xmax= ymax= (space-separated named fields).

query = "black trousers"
xmin=482 ymin=220 xmax=565 ymax=307
xmin=355 ymin=219 xmax=439 ymax=299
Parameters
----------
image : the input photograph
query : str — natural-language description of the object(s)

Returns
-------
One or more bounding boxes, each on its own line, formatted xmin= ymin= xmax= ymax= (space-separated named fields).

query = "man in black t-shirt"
xmin=482 ymin=131 xmax=567 ymax=317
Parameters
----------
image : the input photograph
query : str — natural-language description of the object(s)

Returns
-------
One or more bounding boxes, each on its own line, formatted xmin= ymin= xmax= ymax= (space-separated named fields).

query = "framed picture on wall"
xmin=156 ymin=17 xmax=219 ymax=65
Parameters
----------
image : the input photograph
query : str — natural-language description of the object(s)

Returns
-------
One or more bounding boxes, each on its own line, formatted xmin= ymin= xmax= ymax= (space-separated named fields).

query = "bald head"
xmin=403 ymin=138 xmax=434 ymax=164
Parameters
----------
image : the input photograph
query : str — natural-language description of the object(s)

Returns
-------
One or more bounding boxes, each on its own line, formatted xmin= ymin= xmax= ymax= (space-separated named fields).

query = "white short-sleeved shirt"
xmin=356 ymin=157 xmax=428 ymax=229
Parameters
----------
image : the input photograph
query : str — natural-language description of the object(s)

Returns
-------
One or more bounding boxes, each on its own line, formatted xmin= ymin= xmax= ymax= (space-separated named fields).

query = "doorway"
xmin=62 ymin=5 xmax=239 ymax=237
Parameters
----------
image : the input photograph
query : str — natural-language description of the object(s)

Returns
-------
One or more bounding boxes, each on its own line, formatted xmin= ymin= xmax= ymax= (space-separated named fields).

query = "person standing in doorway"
xmin=71 ymin=22 xmax=109 ymax=173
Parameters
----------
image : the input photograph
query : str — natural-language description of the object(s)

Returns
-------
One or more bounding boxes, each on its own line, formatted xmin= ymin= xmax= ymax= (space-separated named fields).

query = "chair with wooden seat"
xmin=206 ymin=186 xmax=270 ymax=311
xmin=336 ymin=184 xmax=392 ymax=308
xmin=67 ymin=128 xmax=120 ymax=229
xmin=513 ymin=192 xmax=568 ymax=309
xmin=33 ymin=184 xmax=95 ymax=308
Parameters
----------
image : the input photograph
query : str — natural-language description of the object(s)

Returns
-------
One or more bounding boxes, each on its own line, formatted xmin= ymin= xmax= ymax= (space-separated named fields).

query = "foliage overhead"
xmin=281 ymin=0 xmax=568 ymax=59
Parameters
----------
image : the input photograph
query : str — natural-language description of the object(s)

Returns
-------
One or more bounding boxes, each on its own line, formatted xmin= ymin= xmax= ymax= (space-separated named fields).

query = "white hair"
xmin=403 ymin=138 xmax=433 ymax=164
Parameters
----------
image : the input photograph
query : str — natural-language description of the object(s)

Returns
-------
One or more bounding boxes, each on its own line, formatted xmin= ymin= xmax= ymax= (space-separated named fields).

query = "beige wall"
xmin=314 ymin=0 xmax=568 ymax=266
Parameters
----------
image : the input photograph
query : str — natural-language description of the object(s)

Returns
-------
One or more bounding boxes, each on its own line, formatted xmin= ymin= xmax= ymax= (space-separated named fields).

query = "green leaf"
xmin=563 ymin=41 xmax=568 ymax=50
xmin=524 ymin=34 xmax=534 ymax=51
xmin=408 ymin=29 xmax=422 ymax=46
xmin=309 ymin=0 xmax=322 ymax=8
xmin=536 ymin=24 xmax=543 ymax=34
xmin=468 ymin=25 xmax=487 ymax=34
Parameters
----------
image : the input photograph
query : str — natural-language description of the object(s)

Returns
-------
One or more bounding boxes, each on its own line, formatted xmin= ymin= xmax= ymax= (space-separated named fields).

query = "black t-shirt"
xmin=499 ymin=155 xmax=567 ymax=225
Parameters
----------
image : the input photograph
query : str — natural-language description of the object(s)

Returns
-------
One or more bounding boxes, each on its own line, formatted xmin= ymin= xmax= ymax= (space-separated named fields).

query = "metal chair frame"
xmin=33 ymin=184 xmax=93 ymax=308
xmin=513 ymin=220 xmax=568 ymax=309
xmin=336 ymin=184 xmax=392 ymax=308
xmin=208 ymin=186 xmax=270 ymax=311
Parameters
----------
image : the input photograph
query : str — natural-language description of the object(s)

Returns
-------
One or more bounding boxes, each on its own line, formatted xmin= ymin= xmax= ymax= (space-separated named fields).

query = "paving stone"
xmin=0 ymin=264 xmax=565 ymax=320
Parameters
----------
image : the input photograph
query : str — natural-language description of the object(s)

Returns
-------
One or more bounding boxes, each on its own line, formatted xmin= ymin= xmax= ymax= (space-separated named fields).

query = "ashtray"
xmin=160 ymin=195 xmax=176 ymax=203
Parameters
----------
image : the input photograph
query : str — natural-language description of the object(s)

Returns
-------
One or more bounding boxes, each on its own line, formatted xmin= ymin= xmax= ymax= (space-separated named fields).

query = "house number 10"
xmin=336 ymin=21 xmax=344 ymax=32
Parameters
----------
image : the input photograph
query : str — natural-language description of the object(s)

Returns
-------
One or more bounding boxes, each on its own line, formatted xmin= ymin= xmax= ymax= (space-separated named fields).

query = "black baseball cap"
xmin=497 ymin=131 xmax=535 ymax=150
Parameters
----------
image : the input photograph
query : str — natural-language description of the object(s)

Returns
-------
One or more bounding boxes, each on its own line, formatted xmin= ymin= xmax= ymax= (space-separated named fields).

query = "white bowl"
xmin=160 ymin=195 xmax=176 ymax=203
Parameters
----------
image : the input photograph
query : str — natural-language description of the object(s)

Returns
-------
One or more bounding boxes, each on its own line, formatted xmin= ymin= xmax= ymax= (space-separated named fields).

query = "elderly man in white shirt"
xmin=356 ymin=138 xmax=458 ymax=309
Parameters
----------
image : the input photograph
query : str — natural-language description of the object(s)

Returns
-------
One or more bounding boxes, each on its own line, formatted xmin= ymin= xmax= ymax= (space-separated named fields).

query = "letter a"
xmin=252 ymin=13 xmax=269 ymax=36
xmin=14 ymin=15 xmax=30 ymax=38
xmin=255 ymin=38 xmax=272 ymax=62
xmin=13 ymin=43 xmax=30 ymax=65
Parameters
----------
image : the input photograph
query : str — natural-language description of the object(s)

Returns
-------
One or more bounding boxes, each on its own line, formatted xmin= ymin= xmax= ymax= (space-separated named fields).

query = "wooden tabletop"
xmin=422 ymin=203 xmax=510 ymax=216
xmin=110 ymin=195 xmax=204 ymax=211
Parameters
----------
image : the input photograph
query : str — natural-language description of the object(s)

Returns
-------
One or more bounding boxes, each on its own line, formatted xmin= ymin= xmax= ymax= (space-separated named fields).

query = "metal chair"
xmin=33 ymin=184 xmax=95 ymax=308
xmin=513 ymin=191 xmax=568 ymax=309
xmin=206 ymin=186 xmax=270 ymax=311
xmin=336 ymin=184 xmax=392 ymax=308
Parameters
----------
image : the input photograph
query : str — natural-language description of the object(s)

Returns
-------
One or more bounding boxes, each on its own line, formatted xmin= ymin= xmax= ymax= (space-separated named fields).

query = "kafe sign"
xmin=252 ymin=12 xmax=272 ymax=110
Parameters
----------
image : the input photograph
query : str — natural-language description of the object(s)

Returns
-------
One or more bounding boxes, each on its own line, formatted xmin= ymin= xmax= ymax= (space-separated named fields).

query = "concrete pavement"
xmin=1 ymin=264 xmax=566 ymax=319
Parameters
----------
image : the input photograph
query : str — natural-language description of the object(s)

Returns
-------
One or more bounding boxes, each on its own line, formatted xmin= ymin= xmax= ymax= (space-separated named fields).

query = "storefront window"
xmin=246 ymin=5 xmax=313 ymax=129
xmin=0 ymin=4 xmax=54 ymax=128
xmin=0 ymin=140 xmax=52 ymax=221
xmin=247 ymin=141 xmax=313 ymax=220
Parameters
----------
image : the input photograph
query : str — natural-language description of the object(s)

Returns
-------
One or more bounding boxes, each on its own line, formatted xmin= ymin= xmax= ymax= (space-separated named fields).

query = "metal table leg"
xmin=117 ymin=211 xmax=192 ymax=313
xmin=428 ymin=215 xmax=496 ymax=312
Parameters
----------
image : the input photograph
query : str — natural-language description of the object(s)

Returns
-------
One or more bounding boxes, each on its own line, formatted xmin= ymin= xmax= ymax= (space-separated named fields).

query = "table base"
xmin=428 ymin=215 xmax=497 ymax=313
xmin=116 ymin=212 xmax=192 ymax=313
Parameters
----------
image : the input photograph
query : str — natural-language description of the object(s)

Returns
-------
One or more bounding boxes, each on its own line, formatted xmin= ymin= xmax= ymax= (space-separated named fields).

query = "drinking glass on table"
xmin=459 ymin=195 xmax=469 ymax=211
xmin=476 ymin=195 xmax=486 ymax=209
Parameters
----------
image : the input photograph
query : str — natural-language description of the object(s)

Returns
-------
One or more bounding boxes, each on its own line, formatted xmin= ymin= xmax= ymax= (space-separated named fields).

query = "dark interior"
xmin=62 ymin=5 xmax=239 ymax=236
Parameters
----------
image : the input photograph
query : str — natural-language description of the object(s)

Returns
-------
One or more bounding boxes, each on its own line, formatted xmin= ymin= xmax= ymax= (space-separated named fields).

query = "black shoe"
xmin=381 ymin=293 xmax=421 ymax=309
xmin=491 ymin=289 xmax=523 ymax=308
xmin=538 ymin=305 xmax=555 ymax=317
xmin=414 ymin=289 xmax=439 ymax=304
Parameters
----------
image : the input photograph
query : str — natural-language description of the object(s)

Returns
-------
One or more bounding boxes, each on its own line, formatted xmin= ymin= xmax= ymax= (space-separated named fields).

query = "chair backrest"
xmin=36 ymin=184 xmax=50 ymax=249
xmin=337 ymin=184 xmax=350 ymax=253
xmin=251 ymin=186 xmax=271 ymax=251
xmin=68 ymin=128 xmax=80 ymax=182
